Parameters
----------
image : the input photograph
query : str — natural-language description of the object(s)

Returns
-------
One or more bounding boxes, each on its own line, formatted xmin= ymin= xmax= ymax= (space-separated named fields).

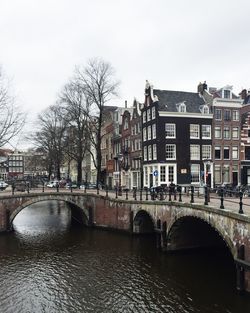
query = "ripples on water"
xmin=0 ymin=200 xmax=249 ymax=313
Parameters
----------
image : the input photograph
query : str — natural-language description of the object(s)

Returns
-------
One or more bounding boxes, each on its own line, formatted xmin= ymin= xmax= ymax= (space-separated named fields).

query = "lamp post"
xmin=114 ymin=154 xmax=123 ymax=196
xmin=134 ymin=156 xmax=143 ymax=189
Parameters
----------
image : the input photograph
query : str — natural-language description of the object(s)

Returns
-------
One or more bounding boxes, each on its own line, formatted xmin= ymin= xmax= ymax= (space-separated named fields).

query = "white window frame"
xmin=215 ymin=109 xmax=222 ymax=120
xmin=147 ymin=109 xmax=151 ymax=121
xmin=190 ymin=124 xmax=200 ymax=139
xmin=143 ymin=146 xmax=147 ymax=161
xmin=166 ymin=144 xmax=176 ymax=160
xmin=153 ymin=144 xmax=157 ymax=160
xmin=232 ymin=146 xmax=239 ymax=160
xmin=147 ymin=125 xmax=152 ymax=140
xmin=232 ymin=127 xmax=239 ymax=139
xmin=202 ymin=125 xmax=211 ymax=139
xmin=152 ymin=124 xmax=156 ymax=139
xmin=202 ymin=145 xmax=211 ymax=159
xmin=215 ymin=126 xmax=222 ymax=139
xmin=224 ymin=126 xmax=231 ymax=140
xmin=190 ymin=145 xmax=200 ymax=160
xmin=152 ymin=107 xmax=156 ymax=119
xmin=232 ymin=110 xmax=239 ymax=121
xmin=143 ymin=111 xmax=147 ymax=123
xmin=148 ymin=145 xmax=152 ymax=160
xmin=190 ymin=164 xmax=200 ymax=183
xmin=143 ymin=128 xmax=147 ymax=142
xmin=165 ymin=123 xmax=176 ymax=138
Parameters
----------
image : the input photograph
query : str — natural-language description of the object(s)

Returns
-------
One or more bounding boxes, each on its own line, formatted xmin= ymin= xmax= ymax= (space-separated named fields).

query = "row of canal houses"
xmin=99 ymin=81 xmax=250 ymax=190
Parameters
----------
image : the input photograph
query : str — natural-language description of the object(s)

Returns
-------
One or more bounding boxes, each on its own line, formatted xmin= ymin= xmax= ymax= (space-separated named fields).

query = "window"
xmin=152 ymin=124 xmax=156 ymax=139
xmin=215 ymin=146 xmax=221 ymax=159
xmin=190 ymin=124 xmax=199 ymax=139
xmin=202 ymin=105 xmax=209 ymax=114
xmin=224 ymin=90 xmax=231 ymax=99
xmin=176 ymin=103 xmax=186 ymax=113
xmin=148 ymin=145 xmax=152 ymax=160
xmin=232 ymin=146 xmax=239 ymax=159
xmin=223 ymin=166 xmax=230 ymax=183
xmin=215 ymin=109 xmax=222 ymax=120
xmin=202 ymin=125 xmax=211 ymax=139
xmin=147 ymin=109 xmax=151 ymax=121
xmin=214 ymin=165 xmax=221 ymax=184
xmin=190 ymin=145 xmax=200 ymax=160
xmin=224 ymin=126 xmax=231 ymax=139
xmin=165 ymin=123 xmax=176 ymax=138
xmin=232 ymin=127 xmax=239 ymax=139
xmin=168 ymin=166 xmax=174 ymax=182
xmin=143 ymin=128 xmax=147 ymax=141
xmin=224 ymin=110 xmax=231 ymax=121
xmin=232 ymin=110 xmax=239 ymax=121
xmin=223 ymin=146 xmax=230 ymax=160
xmin=152 ymin=107 xmax=156 ymax=119
xmin=143 ymin=146 xmax=147 ymax=161
xmin=215 ymin=126 xmax=222 ymax=139
xmin=160 ymin=166 xmax=166 ymax=182
xmin=166 ymin=144 xmax=176 ymax=159
xmin=153 ymin=144 xmax=157 ymax=160
xmin=202 ymin=145 xmax=211 ymax=159
xmin=190 ymin=164 xmax=200 ymax=183
xmin=147 ymin=126 xmax=152 ymax=140
xmin=143 ymin=111 xmax=146 ymax=123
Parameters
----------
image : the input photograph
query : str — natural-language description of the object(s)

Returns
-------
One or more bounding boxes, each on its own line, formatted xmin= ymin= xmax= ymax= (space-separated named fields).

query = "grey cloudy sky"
xmin=1 ymin=0 xmax=250 ymax=147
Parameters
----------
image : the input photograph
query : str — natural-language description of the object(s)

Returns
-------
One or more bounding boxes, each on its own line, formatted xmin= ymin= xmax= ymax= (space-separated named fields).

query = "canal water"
xmin=0 ymin=200 xmax=249 ymax=313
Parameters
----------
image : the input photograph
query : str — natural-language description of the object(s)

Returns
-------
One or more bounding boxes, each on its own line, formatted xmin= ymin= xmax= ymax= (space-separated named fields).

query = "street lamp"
xmin=134 ymin=156 xmax=143 ymax=189
xmin=114 ymin=154 xmax=123 ymax=196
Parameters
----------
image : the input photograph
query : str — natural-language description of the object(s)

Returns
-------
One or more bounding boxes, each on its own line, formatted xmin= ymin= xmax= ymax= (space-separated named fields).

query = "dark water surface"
xmin=0 ymin=200 xmax=249 ymax=313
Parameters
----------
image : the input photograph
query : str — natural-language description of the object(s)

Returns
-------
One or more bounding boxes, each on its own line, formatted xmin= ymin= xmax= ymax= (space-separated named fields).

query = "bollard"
xmin=97 ymin=187 xmax=99 ymax=195
xmin=126 ymin=189 xmax=128 ymax=200
xmin=106 ymin=186 xmax=108 ymax=198
xmin=178 ymin=186 xmax=182 ymax=202
xmin=42 ymin=183 xmax=45 ymax=193
xmin=116 ymin=188 xmax=118 ymax=199
xmin=12 ymin=184 xmax=15 ymax=195
xmin=145 ymin=188 xmax=148 ymax=200
xmin=219 ymin=188 xmax=224 ymax=209
xmin=140 ymin=188 xmax=142 ymax=201
xmin=190 ymin=185 xmax=194 ymax=203
xmin=56 ymin=184 xmax=59 ymax=193
xmin=27 ymin=184 xmax=29 ymax=194
xmin=204 ymin=186 xmax=208 ymax=205
xmin=70 ymin=186 xmax=73 ymax=193
xmin=239 ymin=191 xmax=244 ymax=214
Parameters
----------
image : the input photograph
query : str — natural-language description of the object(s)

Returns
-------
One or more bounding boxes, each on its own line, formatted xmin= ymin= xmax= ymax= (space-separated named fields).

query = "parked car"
xmin=46 ymin=181 xmax=59 ymax=188
xmin=65 ymin=182 xmax=78 ymax=189
xmin=0 ymin=181 xmax=8 ymax=190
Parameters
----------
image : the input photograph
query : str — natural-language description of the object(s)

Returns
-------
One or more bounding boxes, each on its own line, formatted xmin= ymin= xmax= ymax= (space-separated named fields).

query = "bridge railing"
xmin=3 ymin=183 xmax=250 ymax=216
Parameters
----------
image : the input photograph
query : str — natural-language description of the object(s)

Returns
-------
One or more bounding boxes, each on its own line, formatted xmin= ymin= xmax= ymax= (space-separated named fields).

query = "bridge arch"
xmin=10 ymin=197 xmax=90 ymax=227
xmin=133 ymin=209 xmax=155 ymax=234
xmin=167 ymin=212 xmax=236 ymax=258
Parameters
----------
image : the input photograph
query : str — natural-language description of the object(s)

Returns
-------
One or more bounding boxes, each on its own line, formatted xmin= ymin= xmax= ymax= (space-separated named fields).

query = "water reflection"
xmin=0 ymin=200 xmax=248 ymax=313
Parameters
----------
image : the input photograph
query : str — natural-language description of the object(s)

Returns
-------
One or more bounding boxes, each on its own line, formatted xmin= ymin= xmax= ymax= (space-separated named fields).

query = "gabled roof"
xmin=153 ymin=89 xmax=206 ymax=113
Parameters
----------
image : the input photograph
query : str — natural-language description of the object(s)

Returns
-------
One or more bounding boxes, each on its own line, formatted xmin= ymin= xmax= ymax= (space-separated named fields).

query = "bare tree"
xmin=75 ymin=58 xmax=120 ymax=185
xmin=34 ymin=105 xmax=67 ymax=180
xmin=59 ymin=80 xmax=90 ymax=184
xmin=0 ymin=67 xmax=26 ymax=147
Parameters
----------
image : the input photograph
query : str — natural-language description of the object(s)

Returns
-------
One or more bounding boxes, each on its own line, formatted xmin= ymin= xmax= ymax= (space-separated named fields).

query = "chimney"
xmin=240 ymin=89 xmax=247 ymax=100
xmin=125 ymin=100 xmax=127 ymax=108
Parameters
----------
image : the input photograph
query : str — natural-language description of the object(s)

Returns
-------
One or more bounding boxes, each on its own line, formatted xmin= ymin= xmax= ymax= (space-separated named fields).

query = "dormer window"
xmin=179 ymin=102 xmax=186 ymax=113
xmin=202 ymin=105 xmax=209 ymax=114
xmin=224 ymin=89 xmax=231 ymax=99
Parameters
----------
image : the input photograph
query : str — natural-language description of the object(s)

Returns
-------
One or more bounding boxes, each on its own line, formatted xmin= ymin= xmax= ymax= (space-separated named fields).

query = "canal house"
xmin=141 ymin=81 xmax=213 ymax=188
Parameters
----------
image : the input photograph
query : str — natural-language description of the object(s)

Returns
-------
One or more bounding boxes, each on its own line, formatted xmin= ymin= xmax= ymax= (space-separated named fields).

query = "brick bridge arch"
xmin=0 ymin=193 xmax=96 ymax=230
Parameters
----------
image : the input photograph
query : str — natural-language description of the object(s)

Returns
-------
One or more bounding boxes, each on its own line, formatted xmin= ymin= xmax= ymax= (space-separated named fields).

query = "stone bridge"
xmin=0 ymin=191 xmax=250 ymax=293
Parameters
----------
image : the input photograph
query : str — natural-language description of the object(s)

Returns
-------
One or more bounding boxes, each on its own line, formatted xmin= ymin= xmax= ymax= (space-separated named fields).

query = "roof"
xmin=153 ymin=89 xmax=206 ymax=113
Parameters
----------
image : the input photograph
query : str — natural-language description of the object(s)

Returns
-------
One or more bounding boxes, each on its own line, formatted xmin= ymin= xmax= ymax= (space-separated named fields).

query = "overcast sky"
xmin=1 ymin=0 xmax=250 ymax=148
